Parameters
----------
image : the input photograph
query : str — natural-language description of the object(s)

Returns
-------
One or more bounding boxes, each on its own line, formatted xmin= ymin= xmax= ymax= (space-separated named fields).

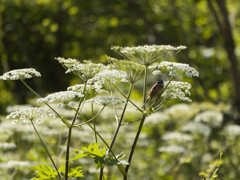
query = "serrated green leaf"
xmin=68 ymin=166 xmax=84 ymax=177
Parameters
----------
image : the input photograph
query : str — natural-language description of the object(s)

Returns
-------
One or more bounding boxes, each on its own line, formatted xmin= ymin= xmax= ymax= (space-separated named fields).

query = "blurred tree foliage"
xmin=0 ymin=0 xmax=240 ymax=119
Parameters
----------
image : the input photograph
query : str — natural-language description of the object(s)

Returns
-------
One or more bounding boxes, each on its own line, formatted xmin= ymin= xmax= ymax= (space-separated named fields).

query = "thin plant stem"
xmin=123 ymin=66 xmax=148 ymax=180
xmin=91 ymin=84 xmax=98 ymax=143
xmin=112 ymin=83 xmax=142 ymax=113
xmin=99 ymin=83 xmax=133 ymax=180
xmin=143 ymin=65 xmax=148 ymax=102
xmin=124 ymin=115 xmax=146 ymax=180
xmin=65 ymin=104 xmax=118 ymax=161
xmin=73 ymin=106 xmax=105 ymax=127
xmin=65 ymin=83 xmax=87 ymax=180
xmin=20 ymin=80 xmax=70 ymax=127
xmin=109 ymin=81 xmax=118 ymax=124
xmin=31 ymin=120 xmax=61 ymax=179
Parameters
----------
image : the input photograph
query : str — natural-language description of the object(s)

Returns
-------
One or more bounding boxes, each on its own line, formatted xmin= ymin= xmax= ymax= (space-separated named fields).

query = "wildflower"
xmin=0 ymin=68 xmax=41 ymax=80
xmin=162 ymin=132 xmax=193 ymax=143
xmin=87 ymin=67 xmax=127 ymax=85
xmin=55 ymin=57 xmax=106 ymax=82
xmin=67 ymin=84 xmax=108 ymax=94
xmin=163 ymin=81 xmax=192 ymax=102
xmin=150 ymin=61 xmax=199 ymax=78
xmin=194 ymin=110 xmax=223 ymax=127
xmin=6 ymin=107 xmax=56 ymax=124
xmin=224 ymin=124 xmax=240 ymax=137
xmin=181 ymin=122 xmax=211 ymax=136
xmin=37 ymin=91 xmax=84 ymax=104
xmin=158 ymin=145 xmax=185 ymax=154
xmin=86 ymin=96 xmax=126 ymax=109
xmin=111 ymin=45 xmax=187 ymax=66
xmin=0 ymin=142 xmax=16 ymax=150
xmin=107 ymin=56 xmax=145 ymax=83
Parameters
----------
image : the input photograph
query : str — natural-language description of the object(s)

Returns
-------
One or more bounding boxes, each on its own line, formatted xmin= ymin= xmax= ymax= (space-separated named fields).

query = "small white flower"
xmin=224 ymin=125 xmax=240 ymax=137
xmin=0 ymin=142 xmax=16 ymax=150
xmin=182 ymin=122 xmax=211 ymax=136
xmin=112 ymin=45 xmax=187 ymax=66
xmin=88 ymin=68 xmax=127 ymax=85
xmin=67 ymin=84 xmax=108 ymax=94
xmin=86 ymin=96 xmax=126 ymax=109
xmin=158 ymin=145 xmax=185 ymax=154
xmin=37 ymin=91 xmax=84 ymax=104
xmin=194 ymin=110 xmax=223 ymax=127
xmin=152 ymin=70 xmax=161 ymax=75
xmin=107 ymin=56 xmax=145 ymax=83
xmin=163 ymin=81 xmax=192 ymax=102
xmin=162 ymin=132 xmax=193 ymax=143
xmin=55 ymin=57 xmax=106 ymax=82
xmin=149 ymin=61 xmax=199 ymax=78
xmin=0 ymin=68 xmax=41 ymax=80
xmin=6 ymin=107 xmax=56 ymax=124
xmin=12 ymin=120 xmax=18 ymax=124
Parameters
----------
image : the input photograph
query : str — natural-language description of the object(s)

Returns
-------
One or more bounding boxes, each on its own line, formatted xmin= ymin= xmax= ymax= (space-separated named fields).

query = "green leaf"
xmin=68 ymin=166 xmax=84 ymax=178
xmin=72 ymin=143 xmax=128 ymax=170
xmin=29 ymin=163 xmax=83 ymax=179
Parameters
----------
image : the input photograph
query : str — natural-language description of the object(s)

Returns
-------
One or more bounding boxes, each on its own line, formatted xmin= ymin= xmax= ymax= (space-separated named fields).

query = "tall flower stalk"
xmin=0 ymin=45 xmax=198 ymax=180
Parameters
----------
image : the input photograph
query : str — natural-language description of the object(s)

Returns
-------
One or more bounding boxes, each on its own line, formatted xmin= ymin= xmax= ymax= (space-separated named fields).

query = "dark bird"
xmin=142 ymin=80 xmax=164 ymax=109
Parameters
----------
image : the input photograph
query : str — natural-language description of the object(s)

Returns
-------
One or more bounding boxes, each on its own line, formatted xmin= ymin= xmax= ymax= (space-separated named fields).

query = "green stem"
xmin=91 ymin=84 xmax=98 ymax=143
xmin=31 ymin=120 xmax=61 ymax=179
xmin=65 ymin=83 xmax=87 ymax=180
xmin=99 ymin=83 xmax=133 ymax=179
xmin=143 ymin=66 xmax=148 ymax=103
xmin=65 ymin=104 xmax=118 ymax=161
xmin=20 ymin=80 xmax=70 ymax=127
xmin=109 ymin=83 xmax=133 ymax=149
xmin=112 ymin=83 xmax=142 ymax=113
xmin=73 ymin=106 xmax=105 ymax=127
xmin=124 ymin=115 xmax=146 ymax=180
xmin=123 ymin=66 xmax=148 ymax=180
xmin=109 ymin=81 xmax=118 ymax=124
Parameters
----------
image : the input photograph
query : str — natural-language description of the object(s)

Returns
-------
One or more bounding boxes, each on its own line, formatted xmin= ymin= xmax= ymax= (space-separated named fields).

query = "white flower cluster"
xmin=0 ymin=68 xmax=41 ymax=80
xmin=6 ymin=107 xmax=56 ymax=124
xmin=163 ymin=81 xmax=192 ymax=102
xmin=150 ymin=61 xmax=199 ymax=78
xmin=0 ymin=142 xmax=16 ymax=150
xmin=111 ymin=45 xmax=187 ymax=66
xmin=67 ymin=84 xmax=108 ymax=94
xmin=181 ymin=122 xmax=211 ymax=136
xmin=0 ymin=161 xmax=31 ymax=168
xmin=158 ymin=145 xmax=185 ymax=154
xmin=55 ymin=57 xmax=105 ymax=81
xmin=87 ymin=68 xmax=128 ymax=85
xmin=194 ymin=110 xmax=223 ymax=127
xmin=162 ymin=132 xmax=193 ymax=143
xmin=86 ymin=96 xmax=126 ymax=109
xmin=107 ymin=56 xmax=145 ymax=83
xmin=37 ymin=91 xmax=84 ymax=104
xmin=224 ymin=125 xmax=240 ymax=137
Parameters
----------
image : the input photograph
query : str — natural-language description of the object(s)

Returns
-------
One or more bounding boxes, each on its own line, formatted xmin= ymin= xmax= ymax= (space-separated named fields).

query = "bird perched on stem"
xmin=142 ymin=80 xmax=164 ymax=109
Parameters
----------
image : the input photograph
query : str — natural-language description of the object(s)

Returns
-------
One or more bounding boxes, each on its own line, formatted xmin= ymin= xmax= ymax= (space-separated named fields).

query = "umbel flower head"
xmin=67 ymin=84 xmax=109 ymax=94
xmin=111 ymin=45 xmax=187 ymax=66
xmin=6 ymin=107 xmax=56 ymax=124
xmin=55 ymin=57 xmax=105 ymax=82
xmin=87 ymin=66 xmax=128 ymax=85
xmin=86 ymin=96 xmax=126 ymax=109
xmin=163 ymin=81 xmax=192 ymax=102
xmin=0 ymin=68 xmax=41 ymax=80
xmin=150 ymin=61 xmax=199 ymax=78
xmin=107 ymin=56 xmax=145 ymax=84
xmin=37 ymin=91 xmax=84 ymax=104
